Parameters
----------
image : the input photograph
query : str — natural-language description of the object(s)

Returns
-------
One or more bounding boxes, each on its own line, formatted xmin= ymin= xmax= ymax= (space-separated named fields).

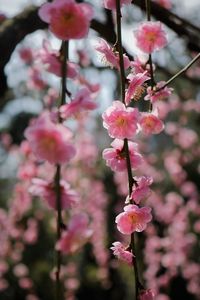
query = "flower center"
xmin=116 ymin=149 xmax=126 ymax=160
xmin=42 ymin=136 xmax=56 ymax=151
xmin=146 ymin=31 xmax=157 ymax=43
xmin=116 ymin=116 xmax=126 ymax=127
xmin=144 ymin=117 xmax=155 ymax=129
xmin=128 ymin=213 xmax=138 ymax=225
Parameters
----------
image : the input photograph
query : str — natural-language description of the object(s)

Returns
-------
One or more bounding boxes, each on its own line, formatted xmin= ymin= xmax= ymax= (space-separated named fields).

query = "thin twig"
xmin=55 ymin=164 xmax=62 ymax=300
xmin=156 ymin=52 xmax=200 ymax=92
xmin=145 ymin=0 xmax=155 ymax=112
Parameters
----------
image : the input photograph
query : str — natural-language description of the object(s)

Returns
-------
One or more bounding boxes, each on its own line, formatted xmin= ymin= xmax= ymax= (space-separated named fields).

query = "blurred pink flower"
xmin=110 ymin=241 xmax=134 ymax=265
xmin=18 ymin=278 xmax=33 ymax=289
xmin=77 ymin=75 xmax=100 ymax=93
xmin=95 ymin=38 xmax=130 ymax=70
xmin=17 ymin=163 xmax=37 ymax=180
xmin=13 ymin=264 xmax=29 ymax=278
xmin=144 ymin=81 xmax=173 ymax=103
xmin=116 ymin=204 xmax=152 ymax=235
xmin=44 ymin=88 xmax=59 ymax=108
xmin=29 ymin=178 xmax=79 ymax=210
xmin=102 ymin=101 xmax=139 ymax=139
xmin=135 ymin=21 xmax=167 ymax=54
xmin=27 ymin=66 xmax=47 ymax=90
xmin=24 ymin=113 xmax=76 ymax=164
xmin=131 ymin=176 xmax=153 ymax=204
xmin=23 ymin=219 xmax=38 ymax=244
xmin=103 ymin=0 xmax=132 ymax=10
xmin=174 ymin=127 xmax=198 ymax=149
xmin=103 ymin=138 xmax=143 ymax=172
xmin=38 ymin=0 xmax=93 ymax=40
xmin=60 ymin=88 xmax=97 ymax=118
xmin=20 ymin=140 xmax=32 ymax=157
xmin=125 ymin=71 xmax=149 ymax=104
xmin=139 ymin=112 xmax=164 ymax=135
xmin=36 ymin=40 xmax=78 ymax=78
xmin=130 ymin=57 xmax=149 ymax=74
xmin=56 ymin=214 xmax=92 ymax=254
xmin=77 ymin=49 xmax=90 ymax=67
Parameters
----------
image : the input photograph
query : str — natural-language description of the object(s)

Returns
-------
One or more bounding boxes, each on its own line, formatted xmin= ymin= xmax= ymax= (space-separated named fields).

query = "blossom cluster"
xmin=100 ymin=0 xmax=173 ymax=298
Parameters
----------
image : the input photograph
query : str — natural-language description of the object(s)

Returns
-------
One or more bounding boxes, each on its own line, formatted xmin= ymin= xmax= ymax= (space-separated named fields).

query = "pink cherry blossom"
xmin=110 ymin=241 xmax=134 ymax=265
xmin=56 ymin=214 xmax=93 ymax=254
xmin=23 ymin=219 xmax=38 ymax=244
xmin=44 ymin=88 xmax=59 ymax=108
xmin=77 ymin=49 xmax=90 ymax=67
xmin=95 ymin=38 xmax=130 ymax=70
xmin=131 ymin=176 xmax=153 ymax=204
xmin=130 ymin=57 xmax=149 ymax=74
xmin=103 ymin=0 xmax=132 ymax=10
xmin=139 ymin=289 xmax=155 ymax=300
xmin=29 ymin=178 xmax=79 ymax=210
xmin=13 ymin=264 xmax=29 ymax=277
xmin=174 ymin=127 xmax=198 ymax=149
xmin=20 ymin=140 xmax=32 ymax=157
xmin=103 ymin=138 xmax=143 ymax=172
xmin=18 ymin=278 xmax=33 ymax=289
xmin=77 ymin=75 xmax=100 ymax=93
xmin=17 ymin=163 xmax=37 ymax=180
xmin=139 ymin=112 xmax=164 ymax=135
xmin=135 ymin=21 xmax=167 ymax=54
xmin=102 ymin=101 xmax=139 ymax=139
xmin=27 ymin=66 xmax=47 ymax=90
xmin=116 ymin=204 xmax=152 ymax=235
xmin=38 ymin=0 xmax=93 ymax=40
xmin=36 ymin=40 xmax=78 ymax=78
xmin=144 ymin=81 xmax=173 ymax=103
xmin=125 ymin=71 xmax=150 ymax=104
xmin=60 ymin=88 xmax=97 ymax=118
xmin=24 ymin=112 xmax=76 ymax=164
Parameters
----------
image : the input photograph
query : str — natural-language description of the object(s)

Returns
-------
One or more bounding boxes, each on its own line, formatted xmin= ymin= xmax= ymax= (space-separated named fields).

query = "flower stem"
xmin=156 ymin=52 xmax=200 ymax=91
xmin=55 ymin=40 xmax=69 ymax=300
xmin=55 ymin=164 xmax=62 ymax=300
xmin=115 ymin=0 xmax=126 ymax=103
xmin=60 ymin=41 xmax=69 ymax=106
xmin=145 ymin=0 xmax=155 ymax=112
xmin=115 ymin=1 xmax=141 ymax=298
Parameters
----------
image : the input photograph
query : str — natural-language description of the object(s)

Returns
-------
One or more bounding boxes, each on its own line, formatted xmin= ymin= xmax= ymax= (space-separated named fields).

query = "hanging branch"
xmin=115 ymin=0 xmax=142 ymax=298
xmin=145 ymin=0 xmax=155 ymax=112
xmin=54 ymin=40 xmax=69 ymax=300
